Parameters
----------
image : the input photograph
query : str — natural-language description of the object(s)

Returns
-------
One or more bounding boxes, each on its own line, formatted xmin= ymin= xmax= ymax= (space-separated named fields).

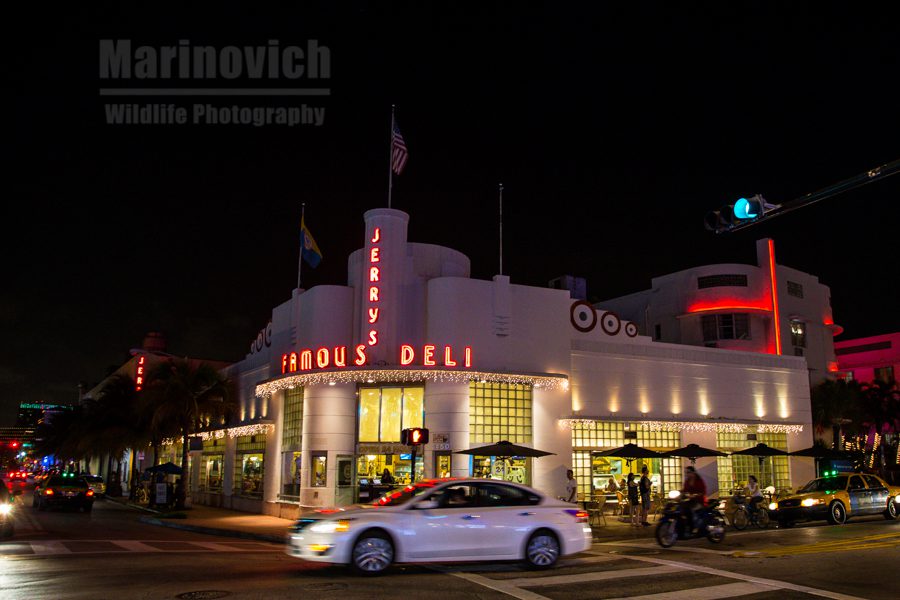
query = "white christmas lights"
xmin=558 ymin=418 xmax=803 ymax=434
xmin=255 ymin=368 xmax=569 ymax=398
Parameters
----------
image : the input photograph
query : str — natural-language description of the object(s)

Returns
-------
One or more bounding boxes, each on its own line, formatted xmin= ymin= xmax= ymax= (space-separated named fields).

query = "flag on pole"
xmin=300 ymin=217 xmax=323 ymax=268
xmin=391 ymin=119 xmax=408 ymax=175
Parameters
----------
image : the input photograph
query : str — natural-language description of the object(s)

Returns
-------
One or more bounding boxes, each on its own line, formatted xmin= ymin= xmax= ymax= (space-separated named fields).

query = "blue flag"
xmin=300 ymin=218 xmax=322 ymax=268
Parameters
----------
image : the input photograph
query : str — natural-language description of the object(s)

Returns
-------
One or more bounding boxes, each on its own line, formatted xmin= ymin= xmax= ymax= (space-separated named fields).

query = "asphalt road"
xmin=1 ymin=480 xmax=898 ymax=600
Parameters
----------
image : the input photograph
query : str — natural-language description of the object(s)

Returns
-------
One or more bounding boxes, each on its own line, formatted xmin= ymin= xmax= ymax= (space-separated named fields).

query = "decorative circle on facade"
xmin=255 ymin=332 xmax=264 ymax=352
xmin=570 ymin=300 xmax=597 ymax=332
xmin=625 ymin=322 xmax=638 ymax=337
xmin=600 ymin=311 xmax=622 ymax=336
xmin=264 ymin=321 xmax=273 ymax=347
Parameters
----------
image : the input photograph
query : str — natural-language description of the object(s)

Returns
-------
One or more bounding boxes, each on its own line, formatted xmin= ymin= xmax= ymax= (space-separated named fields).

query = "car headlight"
xmin=668 ymin=490 xmax=681 ymax=499
xmin=309 ymin=519 xmax=352 ymax=534
xmin=768 ymin=502 xmax=778 ymax=511
xmin=894 ymin=495 xmax=900 ymax=504
xmin=801 ymin=498 xmax=824 ymax=507
xmin=0 ymin=504 xmax=12 ymax=515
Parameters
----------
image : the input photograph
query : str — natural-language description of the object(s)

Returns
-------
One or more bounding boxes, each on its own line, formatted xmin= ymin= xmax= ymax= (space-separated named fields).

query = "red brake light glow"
xmin=86 ymin=490 xmax=94 ymax=497
xmin=45 ymin=489 xmax=54 ymax=496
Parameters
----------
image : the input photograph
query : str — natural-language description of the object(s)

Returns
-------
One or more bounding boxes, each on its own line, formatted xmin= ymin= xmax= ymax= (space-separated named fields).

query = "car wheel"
xmin=826 ymin=501 xmax=846 ymax=525
xmin=655 ymin=520 xmax=677 ymax=548
xmin=350 ymin=530 xmax=394 ymax=576
xmin=732 ymin=508 xmax=748 ymax=530
xmin=886 ymin=499 xmax=899 ymax=521
xmin=524 ymin=529 xmax=560 ymax=569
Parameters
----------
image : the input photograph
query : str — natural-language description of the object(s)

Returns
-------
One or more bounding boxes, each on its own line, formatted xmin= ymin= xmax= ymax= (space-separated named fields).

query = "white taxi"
xmin=286 ymin=478 xmax=593 ymax=575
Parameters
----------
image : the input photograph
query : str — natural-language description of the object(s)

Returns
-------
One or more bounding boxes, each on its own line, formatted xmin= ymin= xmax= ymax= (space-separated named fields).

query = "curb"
xmin=137 ymin=515 xmax=285 ymax=544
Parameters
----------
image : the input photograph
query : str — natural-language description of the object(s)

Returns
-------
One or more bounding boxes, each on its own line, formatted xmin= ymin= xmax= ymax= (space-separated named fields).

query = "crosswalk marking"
xmin=609 ymin=581 xmax=772 ymax=600
xmin=189 ymin=541 xmax=244 ymax=552
xmin=29 ymin=541 xmax=72 ymax=555
xmin=0 ymin=539 xmax=281 ymax=558
xmin=109 ymin=540 xmax=164 ymax=552
xmin=506 ymin=565 xmax=680 ymax=588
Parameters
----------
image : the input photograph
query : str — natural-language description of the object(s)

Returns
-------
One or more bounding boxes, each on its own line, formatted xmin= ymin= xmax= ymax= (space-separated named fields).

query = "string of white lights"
xmin=255 ymin=368 xmax=569 ymax=397
xmin=559 ymin=418 xmax=803 ymax=434
xmin=161 ymin=423 xmax=275 ymax=446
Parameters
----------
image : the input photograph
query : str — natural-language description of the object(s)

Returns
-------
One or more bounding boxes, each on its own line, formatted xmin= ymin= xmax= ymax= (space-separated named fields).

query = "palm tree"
xmin=858 ymin=378 xmax=900 ymax=475
xmin=810 ymin=379 xmax=862 ymax=449
xmin=33 ymin=405 xmax=89 ymax=468
xmin=145 ymin=359 xmax=235 ymax=509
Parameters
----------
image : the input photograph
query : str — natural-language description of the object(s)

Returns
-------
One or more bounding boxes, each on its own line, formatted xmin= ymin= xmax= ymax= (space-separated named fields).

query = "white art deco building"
xmin=188 ymin=208 xmax=815 ymax=517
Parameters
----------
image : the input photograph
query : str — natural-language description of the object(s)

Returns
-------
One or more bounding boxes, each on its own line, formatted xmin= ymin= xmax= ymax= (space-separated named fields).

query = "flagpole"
xmin=297 ymin=203 xmax=306 ymax=289
xmin=387 ymin=105 xmax=395 ymax=209
xmin=498 ymin=183 xmax=504 ymax=276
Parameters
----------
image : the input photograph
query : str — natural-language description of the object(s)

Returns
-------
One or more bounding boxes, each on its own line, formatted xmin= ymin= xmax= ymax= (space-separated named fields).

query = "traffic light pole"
xmin=721 ymin=158 xmax=899 ymax=233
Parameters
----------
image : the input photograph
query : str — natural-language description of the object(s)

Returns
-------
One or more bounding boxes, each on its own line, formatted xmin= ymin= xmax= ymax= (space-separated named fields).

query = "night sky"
xmin=5 ymin=4 xmax=899 ymax=424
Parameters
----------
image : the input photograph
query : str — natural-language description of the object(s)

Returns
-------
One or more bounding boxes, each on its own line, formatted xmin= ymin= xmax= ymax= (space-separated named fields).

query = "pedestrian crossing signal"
xmin=401 ymin=427 xmax=429 ymax=446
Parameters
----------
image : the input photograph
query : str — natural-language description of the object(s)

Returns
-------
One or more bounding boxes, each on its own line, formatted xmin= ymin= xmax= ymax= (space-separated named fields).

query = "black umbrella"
xmin=789 ymin=446 xmax=849 ymax=459
xmin=595 ymin=443 xmax=665 ymax=460
xmin=145 ymin=462 xmax=183 ymax=475
xmin=664 ymin=443 xmax=728 ymax=464
xmin=455 ymin=440 xmax=555 ymax=458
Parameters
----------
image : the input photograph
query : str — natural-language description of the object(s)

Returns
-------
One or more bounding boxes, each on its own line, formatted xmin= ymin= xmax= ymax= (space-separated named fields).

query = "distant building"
xmin=17 ymin=402 xmax=75 ymax=429
xmin=835 ymin=332 xmax=899 ymax=383
xmin=598 ymin=239 xmax=841 ymax=384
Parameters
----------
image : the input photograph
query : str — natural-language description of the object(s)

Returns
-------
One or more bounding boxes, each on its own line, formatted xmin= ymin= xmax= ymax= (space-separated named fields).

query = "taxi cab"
xmin=772 ymin=472 xmax=900 ymax=527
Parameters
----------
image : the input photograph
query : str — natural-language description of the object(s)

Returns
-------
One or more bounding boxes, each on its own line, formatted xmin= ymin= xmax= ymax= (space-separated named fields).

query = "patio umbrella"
xmin=145 ymin=462 xmax=183 ymax=475
xmin=663 ymin=443 xmax=728 ymax=464
xmin=455 ymin=440 xmax=555 ymax=458
xmin=595 ymin=443 xmax=664 ymax=460
xmin=730 ymin=443 xmax=788 ymax=488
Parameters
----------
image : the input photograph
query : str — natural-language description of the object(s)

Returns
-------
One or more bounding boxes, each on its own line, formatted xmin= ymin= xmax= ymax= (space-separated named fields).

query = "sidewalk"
xmin=109 ymin=497 xmax=656 ymax=545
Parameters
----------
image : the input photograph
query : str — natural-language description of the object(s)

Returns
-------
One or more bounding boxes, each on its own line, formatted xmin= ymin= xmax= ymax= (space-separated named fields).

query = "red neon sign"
xmin=366 ymin=227 xmax=382 ymax=351
xmin=135 ymin=356 xmax=145 ymax=391
xmin=281 ymin=344 xmax=474 ymax=373
xmin=768 ymin=239 xmax=782 ymax=355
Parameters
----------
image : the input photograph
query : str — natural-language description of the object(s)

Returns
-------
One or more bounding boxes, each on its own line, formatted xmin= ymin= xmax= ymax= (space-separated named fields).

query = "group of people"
xmin=565 ymin=465 xmax=654 ymax=527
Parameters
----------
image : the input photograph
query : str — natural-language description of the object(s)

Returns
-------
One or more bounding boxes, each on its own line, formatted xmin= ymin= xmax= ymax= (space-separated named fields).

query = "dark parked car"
xmin=33 ymin=474 xmax=95 ymax=512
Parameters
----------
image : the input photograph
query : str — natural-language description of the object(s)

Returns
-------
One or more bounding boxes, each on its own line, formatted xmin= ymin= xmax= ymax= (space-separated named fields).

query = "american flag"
xmin=391 ymin=119 xmax=408 ymax=175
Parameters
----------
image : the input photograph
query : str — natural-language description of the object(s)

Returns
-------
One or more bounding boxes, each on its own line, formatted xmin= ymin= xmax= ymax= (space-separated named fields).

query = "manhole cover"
xmin=298 ymin=583 xmax=350 ymax=592
xmin=176 ymin=592 xmax=231 ymax=600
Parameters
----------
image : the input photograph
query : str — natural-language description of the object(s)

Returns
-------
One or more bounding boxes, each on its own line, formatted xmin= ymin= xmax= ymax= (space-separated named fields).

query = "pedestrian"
xmin=639 ymin=465 xmax=652 ymax=526
xmin=565 ymin=469 xmax=578 ymax=503
xmin=380 ymin=468 xmax=394 ymax=485
xmin=627 ymin=472 xmax=639 ymax=525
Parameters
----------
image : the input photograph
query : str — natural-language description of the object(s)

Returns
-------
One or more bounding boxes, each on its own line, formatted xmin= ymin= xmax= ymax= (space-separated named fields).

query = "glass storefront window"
xmin=206 ymin=456 xmax=224 ymax=492
xmin=311 ymin=451 xmax=327 ymax=487
xmin=471 ymin=456 xmax=530 ymax=485
xmin=240 ymin=454 xmax=264 ymax=497
xmin=358 ymin=386 xmax=425 ymax=442
xmin=282 ymin=451 xmax=301 ymax=498
xmin=716 ymin=430 xmax=790 ymax=494
xmin=469 ymin=382 xmax=532 ymax=444
xmin=357 ymin=453 xmax=423 ymax=486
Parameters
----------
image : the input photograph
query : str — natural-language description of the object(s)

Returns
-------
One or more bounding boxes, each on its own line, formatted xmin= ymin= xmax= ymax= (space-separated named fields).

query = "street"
xmin=1 ymin=484 xmax=897 ymax=600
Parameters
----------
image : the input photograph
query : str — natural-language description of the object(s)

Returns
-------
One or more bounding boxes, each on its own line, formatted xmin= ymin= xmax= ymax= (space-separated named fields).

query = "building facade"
xmin=598 ymin=239 xmax=841 ymax=385
xmin=183 ymin=208 xmax=815 ymax=517
xmin=835 ymin=332 xmax=899 ymax=383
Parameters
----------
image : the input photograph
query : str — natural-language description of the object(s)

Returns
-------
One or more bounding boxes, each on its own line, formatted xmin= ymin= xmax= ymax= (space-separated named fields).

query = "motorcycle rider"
xmin=680 ymin=466 xmax=707 ymax=533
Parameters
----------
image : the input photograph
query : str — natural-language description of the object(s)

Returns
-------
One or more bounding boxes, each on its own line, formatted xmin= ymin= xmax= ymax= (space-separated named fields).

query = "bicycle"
xmin=731 ymin=494 xmax=769 ymax=530
xmin=134 ymin=484 xmax=149 ymax=504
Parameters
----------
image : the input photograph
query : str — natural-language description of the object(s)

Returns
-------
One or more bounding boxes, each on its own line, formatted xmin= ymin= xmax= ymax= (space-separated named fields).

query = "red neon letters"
xmin=281 ymin=344 xmax=474 ymax=373
xmin=367 ymin=227 xmax=381 ymax=349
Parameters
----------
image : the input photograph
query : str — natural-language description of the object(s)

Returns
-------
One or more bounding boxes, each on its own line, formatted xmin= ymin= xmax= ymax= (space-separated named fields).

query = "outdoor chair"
xmin=589 ymin=496 xmax=607 ymax=526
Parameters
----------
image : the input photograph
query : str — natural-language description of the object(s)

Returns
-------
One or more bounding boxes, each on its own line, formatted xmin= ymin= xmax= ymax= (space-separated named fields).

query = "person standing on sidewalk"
xmin=565 ymin=469 xmax=578 ymax=503
xmin=639 ymin=465 xmax=652 ymax=526
xmin=627 ymin=472 xmax=640 ymax=526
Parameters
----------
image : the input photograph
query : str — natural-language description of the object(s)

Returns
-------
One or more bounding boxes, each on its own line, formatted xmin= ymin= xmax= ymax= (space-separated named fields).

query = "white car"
xmin=286 ymin=478 xmax=593 ymax=575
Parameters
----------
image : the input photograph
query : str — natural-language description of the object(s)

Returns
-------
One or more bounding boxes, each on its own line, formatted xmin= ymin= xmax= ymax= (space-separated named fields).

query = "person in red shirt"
xmin=681 ymin=466 xmax=707 ymax=532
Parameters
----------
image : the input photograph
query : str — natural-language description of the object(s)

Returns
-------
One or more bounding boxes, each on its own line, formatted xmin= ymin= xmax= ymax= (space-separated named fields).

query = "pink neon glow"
xmin=768 ymin=239 xmax=782 ymax=355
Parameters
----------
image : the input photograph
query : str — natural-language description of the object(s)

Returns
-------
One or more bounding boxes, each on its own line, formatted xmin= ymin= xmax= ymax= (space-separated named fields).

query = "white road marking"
xmin=597 ymin=540 xmax=734 ymax=555
xmin=609 ymin=581 xmax=774 ymax=600
xmin=505 ymin=565 xmax=680 ymax=587
xmin=109 ymin=540 xmax=163 ymax=552
xmin=29 ymin=541 xmax=72 ymax=555
xmin=597 ymin=552 xmax=869 ymax=600
xmin=189 ymin=541 xmax=244 ymax=552
xmin=437 ymin=570 xmax=550 ymax=600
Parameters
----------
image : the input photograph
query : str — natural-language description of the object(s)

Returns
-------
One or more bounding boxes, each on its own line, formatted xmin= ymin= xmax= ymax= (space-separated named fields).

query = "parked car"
xmin=81 ymin=475 xmax=106 ymax=497
xmin=771 ymin=472 xmax=900 ymax=527
xmin=33 ymin=474 xmax=95 ymax=512
xmin=286 ymin=478 xmax=593 ymax=575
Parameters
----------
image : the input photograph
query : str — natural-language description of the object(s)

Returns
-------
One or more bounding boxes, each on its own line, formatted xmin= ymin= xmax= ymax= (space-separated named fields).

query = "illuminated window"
xmin=790 ymin=320 xmax=806 ymax=348
xmin=701 ymin=313 xmax=750 ymax=341
xmin=200 ymin=437 xmax=224 ymax=493
xmin=469 ymin=382 xmax=532 ymax=445
xmin=716 ymin=430 xmax=789 ymax=494
xmin=874 ymin=366 xmax=894 ymax=383
xmin=233 ymin=434 xmax=266 ymax=498
xmin=281 ymin=387 xmax=303 ymax=450
xmin=358 ymin=386 xmax=425 ymax=443
xmin=311 ymin=451 xmax=327 ymax=487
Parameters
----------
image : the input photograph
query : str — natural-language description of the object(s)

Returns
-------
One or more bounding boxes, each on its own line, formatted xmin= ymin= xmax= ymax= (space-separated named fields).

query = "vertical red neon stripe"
xmin=768 ymin=239 xmax=782 ymax=355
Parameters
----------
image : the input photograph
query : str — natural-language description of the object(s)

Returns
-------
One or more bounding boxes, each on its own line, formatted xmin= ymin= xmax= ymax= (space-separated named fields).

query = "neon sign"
xmin=281 ymin=344 xmax=473 ymax=374
xmin=135 ymin=355 xmax=145 ymax=391
xmin=367 ymin=227 xmax=381 ymax=350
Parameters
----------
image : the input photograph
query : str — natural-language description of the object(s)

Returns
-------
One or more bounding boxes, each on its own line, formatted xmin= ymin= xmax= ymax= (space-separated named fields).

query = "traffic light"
xmin=704 ymin=194 xmax=777 ymax=233
xmin=401 ymin=427 xmax=429 ymax=446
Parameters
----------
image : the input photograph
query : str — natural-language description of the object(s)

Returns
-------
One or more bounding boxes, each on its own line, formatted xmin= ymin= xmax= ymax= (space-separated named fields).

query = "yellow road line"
xmin=734 ymin=531 xmax=900 ymax=557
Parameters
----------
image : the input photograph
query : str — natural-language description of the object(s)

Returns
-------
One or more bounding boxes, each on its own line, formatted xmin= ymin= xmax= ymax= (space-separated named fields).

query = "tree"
xmin=33 ymin=405 xmax=88 ymax=468
xmin=858 ymin=378 xmax=900 ymax=476
xmin=810 ymin=379 xmax=862 ymax=449
xmin=145 ymin=359 xmax=236 ymax=509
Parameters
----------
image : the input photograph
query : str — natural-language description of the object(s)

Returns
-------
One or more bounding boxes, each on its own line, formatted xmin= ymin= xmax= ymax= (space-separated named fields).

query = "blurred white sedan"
xmin=286 ymin=478 xmax=592 ymax=575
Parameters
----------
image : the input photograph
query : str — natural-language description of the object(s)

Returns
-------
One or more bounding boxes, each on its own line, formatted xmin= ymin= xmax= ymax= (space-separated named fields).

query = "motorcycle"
xmin=655 ymin=490 xmax=726 ymax=548
xmin=1 ymin=489 xmax=23 ymax=537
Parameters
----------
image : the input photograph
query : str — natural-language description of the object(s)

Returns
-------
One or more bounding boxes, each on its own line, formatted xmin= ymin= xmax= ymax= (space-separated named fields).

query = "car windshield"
xmin=798 ymin=476 xmax=847 ymax=493
xmin=372 ymin=481 xmax=444 ymax=506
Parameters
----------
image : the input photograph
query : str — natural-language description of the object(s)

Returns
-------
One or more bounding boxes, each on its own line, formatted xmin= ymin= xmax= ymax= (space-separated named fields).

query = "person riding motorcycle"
xmin=680 ymin=466 xmax=707 ymax=533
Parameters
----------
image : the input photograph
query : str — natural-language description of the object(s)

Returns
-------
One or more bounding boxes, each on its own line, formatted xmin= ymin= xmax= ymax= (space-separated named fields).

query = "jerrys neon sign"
xmin=281 ymin=343 xmax=472 ymax=373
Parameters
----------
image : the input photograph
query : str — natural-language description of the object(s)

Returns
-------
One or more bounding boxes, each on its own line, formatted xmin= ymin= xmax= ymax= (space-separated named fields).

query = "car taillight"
xmin=44 ymin=489 xmax=54 ymax=496
xmin=86 ymin=490 xmax=94 ymax=497
xmin=564 ymin=509 xmax=589 ymax=523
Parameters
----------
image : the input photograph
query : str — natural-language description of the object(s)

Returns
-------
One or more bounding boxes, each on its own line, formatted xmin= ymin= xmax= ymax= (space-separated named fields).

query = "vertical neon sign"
xmin=768 ymin=238 xmax=782 ymax=355
xmin=135 ymin=356 xmax=145 ymax=391
xmin=366 ymin=227 xmax=382 ymax=355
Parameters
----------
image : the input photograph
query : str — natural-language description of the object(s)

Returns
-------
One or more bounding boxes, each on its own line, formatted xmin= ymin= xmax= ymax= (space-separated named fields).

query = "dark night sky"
xmin=4 ymin=3 xmax=899 ymax=424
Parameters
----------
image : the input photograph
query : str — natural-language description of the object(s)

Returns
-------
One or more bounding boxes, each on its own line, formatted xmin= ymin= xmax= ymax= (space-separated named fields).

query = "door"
xmin=405 ymin=483 xmax=492 ymax=560
xmin=846 ymin=475 xmax=868 ymax=515
xmin=334 ymin=455 xmax=354 ymax=507
xmin=863 ymin=475 xmax=889 ymax=514
xmin=472 ymin=481 xmax=543 ymax=557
